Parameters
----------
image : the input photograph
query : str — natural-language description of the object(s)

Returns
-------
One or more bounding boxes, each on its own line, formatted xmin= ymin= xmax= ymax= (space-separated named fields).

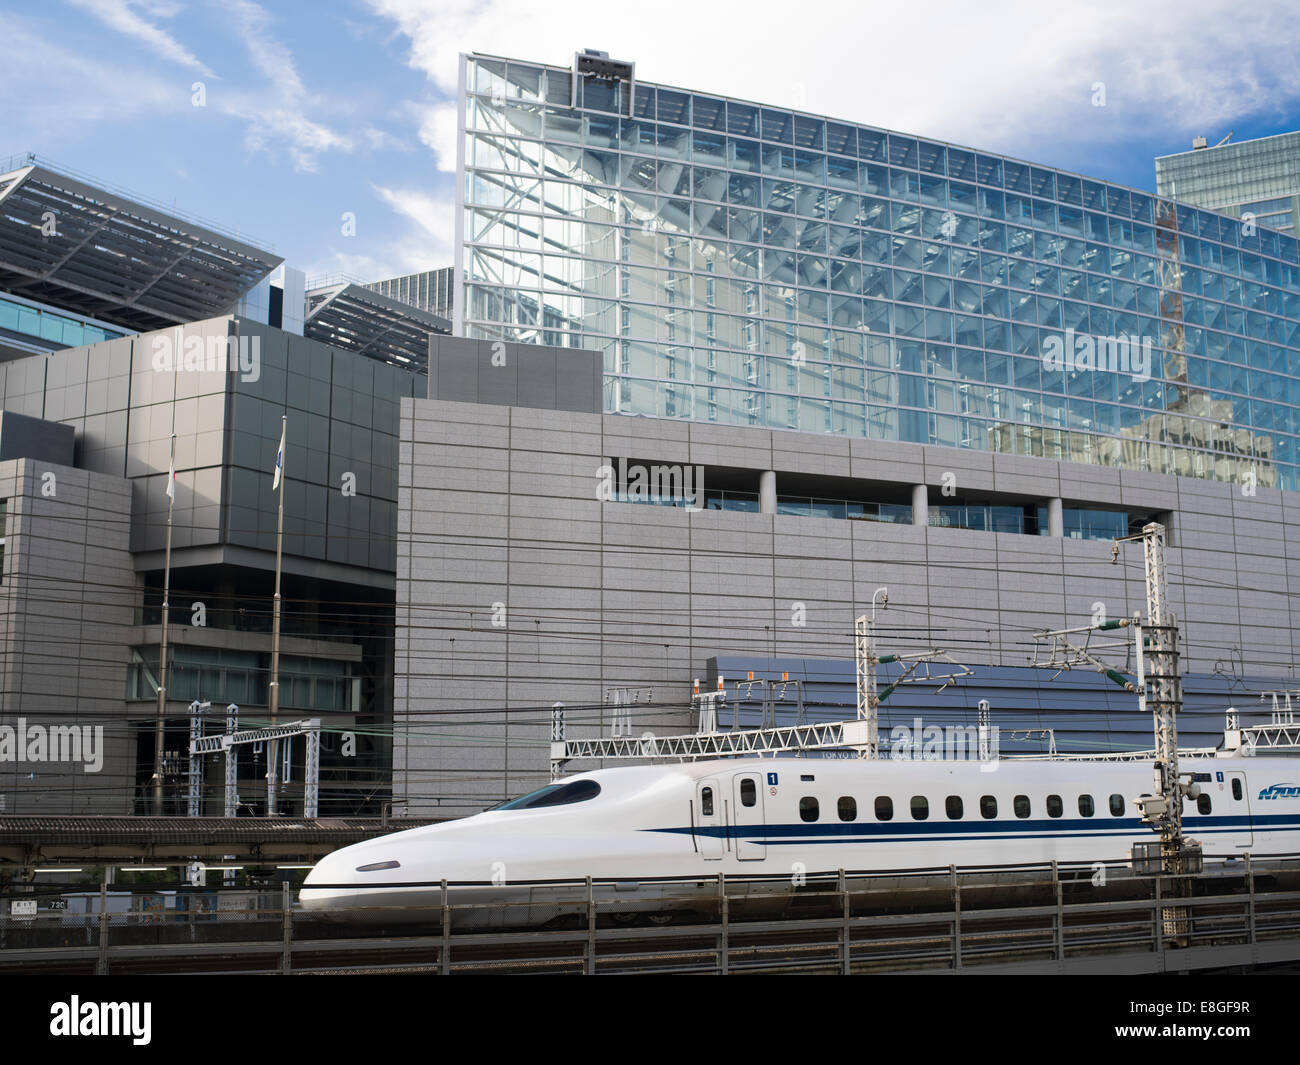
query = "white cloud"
xmin=417 ymin=103 xmax=458 ymax=173
xmin=217 ymin=0 xmax=355 ymax=171
xmin=64 ymin=0 xmax=214 ymax=77
xmin=0 ymin=19 xmax=184 ymax=144
xmin=363 ymin=0 xmax=1300 ymax=163
xmin=371 ymin=182 xmax=455 ymax=266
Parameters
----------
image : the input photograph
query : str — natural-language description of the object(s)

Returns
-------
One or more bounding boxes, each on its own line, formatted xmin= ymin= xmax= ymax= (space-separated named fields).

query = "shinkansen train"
xmin=299 ymin=755 xmax=1300 ymax=926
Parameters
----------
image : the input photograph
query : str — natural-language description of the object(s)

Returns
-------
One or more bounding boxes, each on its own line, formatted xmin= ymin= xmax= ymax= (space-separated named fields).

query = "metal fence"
xmin=3 ymin=858 xmax=1299 ymax=975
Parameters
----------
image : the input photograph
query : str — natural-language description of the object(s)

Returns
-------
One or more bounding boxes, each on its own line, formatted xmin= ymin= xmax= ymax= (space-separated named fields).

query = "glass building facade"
xmin=1157 ymin=132 xmax=1300 ymax=234
xmin=0 ymin=291 xmax=125 ymax=354
xmin=365 ymin=267 xmax=455 ymax=320
xmin=459 ymin=54 xmax=1300 ymax=491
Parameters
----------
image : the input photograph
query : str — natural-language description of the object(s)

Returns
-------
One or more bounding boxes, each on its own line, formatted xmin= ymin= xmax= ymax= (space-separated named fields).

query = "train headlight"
xmin=355 ymin=860 xmax=401 ymax=872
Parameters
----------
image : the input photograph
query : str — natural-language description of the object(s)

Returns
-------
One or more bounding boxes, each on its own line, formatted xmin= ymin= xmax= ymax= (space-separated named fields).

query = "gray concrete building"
xmin=0 ymin=314 xmax=430 ymax=814
xmin=0 ymin=454 xmax=135 ymax=813
xmin=394 ymin=355 xmax=1300 ymax=816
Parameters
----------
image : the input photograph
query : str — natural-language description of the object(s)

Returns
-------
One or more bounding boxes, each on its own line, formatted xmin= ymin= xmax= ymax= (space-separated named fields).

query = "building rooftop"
xmin=304 ymin=279 xmax=451 ymax=373
xmin=0 ymin=155 xmax=282 ymax=333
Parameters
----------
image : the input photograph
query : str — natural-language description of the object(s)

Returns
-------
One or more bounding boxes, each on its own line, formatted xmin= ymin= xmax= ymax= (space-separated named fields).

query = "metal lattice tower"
xmin=1142 ymin=522 xmax=1185 ymax=860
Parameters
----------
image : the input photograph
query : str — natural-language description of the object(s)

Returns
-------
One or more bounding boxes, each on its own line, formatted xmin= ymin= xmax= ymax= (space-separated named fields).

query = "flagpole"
xmin=268 ymin=415 xmax=286 ymax=817
xmin=153 ymin=432 xmax=177 ymax=816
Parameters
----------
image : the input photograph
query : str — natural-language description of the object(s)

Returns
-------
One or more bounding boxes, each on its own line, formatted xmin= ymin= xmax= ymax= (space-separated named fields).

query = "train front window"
xmin=493 ymin=779 xmax=602 ymax=810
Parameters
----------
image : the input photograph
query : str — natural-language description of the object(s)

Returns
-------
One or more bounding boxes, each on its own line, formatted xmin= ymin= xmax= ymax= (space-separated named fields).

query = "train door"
xmin=1222 ymin=770 xmax=1254 ymax=849
xmin=732 ymin=772 xmax=766 ymax=860
xmin=695 ymin=779 xmax=724 ymax=859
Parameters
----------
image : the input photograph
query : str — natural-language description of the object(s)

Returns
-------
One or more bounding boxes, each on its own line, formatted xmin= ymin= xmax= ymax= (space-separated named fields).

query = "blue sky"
xmin=3 ymin=0 xmax=1299 ymax=284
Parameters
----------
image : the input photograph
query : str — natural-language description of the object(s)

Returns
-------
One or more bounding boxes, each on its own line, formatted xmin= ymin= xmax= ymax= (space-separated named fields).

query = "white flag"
xmin=166 ymin=457 xmax=175 ymax=501
xmin=273 ymin=421 xmax=285 ymax=490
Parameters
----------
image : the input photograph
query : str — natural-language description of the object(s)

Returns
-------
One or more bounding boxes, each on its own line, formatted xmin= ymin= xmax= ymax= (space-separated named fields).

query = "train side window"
xmin=838 ymin=796 xmax=857 ymax=822
xmin=740 ymin=778 xmax=756 ymax=807
xmin=1013 ymin=795 xmax=1030 ymax=818
xmin=1232 ymin=778 xmax=1243 ymax=801
xmin=1197 ymin=794 xmax=1212 ymax=815
xmin=980 ymin=795 xmax=997 ymax=819
xmin=1078 ymin=794 xmax=1095 ymax=817
xmin=945 ymin=795 xmax=963 ymax=819
xmin=1046 ymin=794 xmax=1063 ymax=818
xmin=1109 ymin=794 xmax=1124 ymax=816
xmin=800 ymin=797 xmax=820 ymax=823
xmin=875 ymin=796 xmax=893 ymax=821
xmin=701 ymin=787 xmax=714 ymax=817
xmin=910 ymin=796 xmax=929 ymax=821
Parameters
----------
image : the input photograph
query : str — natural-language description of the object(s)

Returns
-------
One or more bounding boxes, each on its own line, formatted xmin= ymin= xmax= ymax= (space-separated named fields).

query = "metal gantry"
xmin=735 ymin=673 xmax=806 ymax=729
xmin=1031 ymin=523 xmax=1195 ymax=867
xmin=1224 ymin=699 xmax=1300 ymax=753
xmin=189 ymin=714 xmax=322 ymax=817
xmin=550 ymin=716 xmax=862 ymax=770
xmin=1033 ymin=522 xmax=1199 ymax=938
xmin=224 ymin=703 xmax=239 ymax=817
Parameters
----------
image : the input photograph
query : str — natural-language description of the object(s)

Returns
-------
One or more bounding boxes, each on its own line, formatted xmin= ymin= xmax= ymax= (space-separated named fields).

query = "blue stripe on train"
xmin=647 ymin=813 xmax=1300 ymax=843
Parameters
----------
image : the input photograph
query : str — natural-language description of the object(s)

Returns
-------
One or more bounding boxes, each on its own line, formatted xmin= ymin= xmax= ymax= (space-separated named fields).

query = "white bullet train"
xmin=299 ymin=754 xmax=1300 ymax=927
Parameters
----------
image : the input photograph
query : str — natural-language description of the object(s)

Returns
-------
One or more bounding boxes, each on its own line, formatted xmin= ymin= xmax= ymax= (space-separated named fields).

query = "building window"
xmin=980 ymin=795 xmax=997 ymax=819
xmin=837 ymin=796 xmax=857 ymax=822
xmin=875 ymin=796 xmax=893 ymax=821
xmin=127 ymin=646 xmax=359 ymax=713
xmin=910 ymin=795 xmax=929 ymax=821
xmin=799 ymin=797 xmax=820 ymax=823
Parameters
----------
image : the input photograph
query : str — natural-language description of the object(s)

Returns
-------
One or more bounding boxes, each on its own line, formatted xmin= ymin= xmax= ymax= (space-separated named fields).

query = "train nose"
xmin=300 ymin=841 xmax=409 ymax=915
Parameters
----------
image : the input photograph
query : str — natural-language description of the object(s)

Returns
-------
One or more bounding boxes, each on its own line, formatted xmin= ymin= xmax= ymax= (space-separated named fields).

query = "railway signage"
xmin=10 ymin=899 xmax=36 ymax=918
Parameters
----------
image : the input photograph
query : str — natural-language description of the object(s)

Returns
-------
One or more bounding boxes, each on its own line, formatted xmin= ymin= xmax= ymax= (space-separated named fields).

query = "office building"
xmin=1156 ymin=131 xmax=1300 ymax=235
xmin=387 ymin=51 xmax=1300 ymax=815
